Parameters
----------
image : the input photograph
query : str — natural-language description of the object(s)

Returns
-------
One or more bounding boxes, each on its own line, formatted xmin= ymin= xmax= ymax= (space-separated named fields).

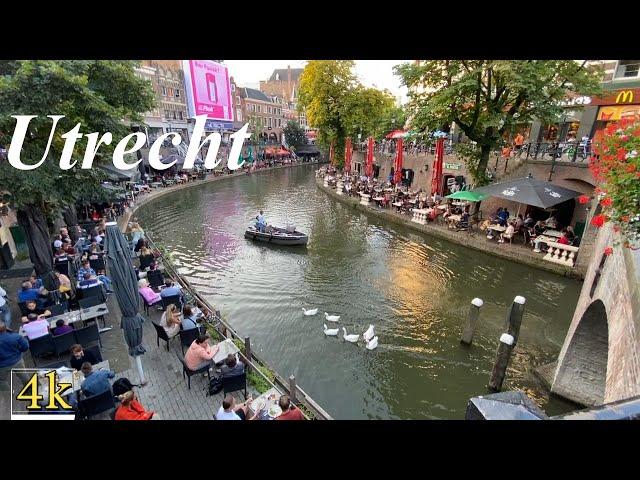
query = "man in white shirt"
xmin=216 ymin=394 xmax=261 ymax=420
xmin=0 ymin=286 xmax=11 ymax=330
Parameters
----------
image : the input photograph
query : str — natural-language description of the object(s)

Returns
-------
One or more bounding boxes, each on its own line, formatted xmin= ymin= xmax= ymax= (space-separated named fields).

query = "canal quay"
xmin=134 ymin=164 xmax=585 ymax=419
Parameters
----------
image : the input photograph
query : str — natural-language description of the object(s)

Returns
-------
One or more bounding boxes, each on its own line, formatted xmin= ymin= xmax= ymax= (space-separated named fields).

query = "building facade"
xmin=259 ymin=66 xmax=308 ymax=129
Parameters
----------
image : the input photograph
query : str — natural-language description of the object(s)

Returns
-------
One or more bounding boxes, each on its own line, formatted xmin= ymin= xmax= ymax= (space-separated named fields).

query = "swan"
xmin=302 ymin=307 xmax=318 ymax=316
xmin=366 ymin=336 xmax=378 ymax=350
xmin=363 ymin=324 xmax=375 ymax=342
xmin=323 ymin=324 xmax=339 ymax=336
xmin=342 ymin=328 xmax=359 ymax=343
xmin=324 ymin=312 xmax=340 ymax=322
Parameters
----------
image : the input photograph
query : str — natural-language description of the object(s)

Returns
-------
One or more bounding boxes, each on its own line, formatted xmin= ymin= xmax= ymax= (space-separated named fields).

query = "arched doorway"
xmin=554 ymin=299 xmax=608 ymax=406
xmin=269 ymin=132 xmax=278 ymax=144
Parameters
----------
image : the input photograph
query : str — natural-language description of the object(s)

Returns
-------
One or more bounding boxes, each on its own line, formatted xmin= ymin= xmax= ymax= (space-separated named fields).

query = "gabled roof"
xmin=269 ymin=68 xmax=304 ymax=82
xmin=240 ymin=87 xmax=271 ymax=102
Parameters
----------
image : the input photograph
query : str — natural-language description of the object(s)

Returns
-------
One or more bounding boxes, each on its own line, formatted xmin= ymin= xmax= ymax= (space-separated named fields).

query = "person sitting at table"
xmin=181 ymin=306 xmax=201 ymax=331
xmin=160 ymin=280 xmax=183 ymax=301
xmin=21 ymin=313 xmax=50 ymax=340
xmin=88 ymin=241 xmax=101 ymax=258
xmin=524 ymin=213 xmax=535 ymax=229
xmin=54 ymin=270 xmax=72 ymax=295
xmin=456 ymin=211 xmax=470 ymax=229
xmin=545 ymin=213 xmax=558 ymax=229
xmin=20 ymin=300 xmax=51 ymax=324
xmin=115 ymin=390 xmax=157 ymax=420
xmin=18 ymin=281 xmax=44 ymax=304
xmin=52 ymin=319 xmax=73 ymax=336
xmin=70 ymin=344 xmax=99 ymax=371
xmin=80 ymin=361 xmax=115 ymax=398
xmin=497 ymin=208 xmax=510 ymax=227
xmin=62 ymin=238 xmax=76 ymax=255
xmin=184 ymin=334 xmax=219 ymax=371
xmin=134 ymin=237 xmax=146 ymax=254
xmin=77 ymin=260 xmax=113 ymax=293
xmin=275 ymin=394 xmax=305 ymax=421
xmin=78 ymin=272 xmax=101 ymax=290
xmin=515 ymin=214 xmax=524 ymax=233
xmin=216 ymin=394 xmax=261 ymax=421
xmin=533 ymin=220 xmax=546 ymax=237
xmin=221 ymin=353 xmax=245 ymax=378
xmin=557 ymin=228 xmax=572 ymax=245
xmin=498 ymin=221 xmax=516 ymax=244
xmin=159 ymin=304 xmax=181 ymax=339
xmin=565 ymin=226 xmax=576 ymax=242
xmin=29 ymin=274 xmax=43 ymax=290
xmin=138 ymin=279 xmax=162 ymax=306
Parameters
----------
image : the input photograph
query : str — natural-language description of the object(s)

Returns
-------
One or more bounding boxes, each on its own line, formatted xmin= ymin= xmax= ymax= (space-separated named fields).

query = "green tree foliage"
xmin=395 ymin=60 xmax=603 ymax=185
xmin=298 ymin=60 xmax=397 ymax=166
xmin=0 ymin=60 xmax=155 ymax=279
xmin=282 ymin=120 xmax=307 ymax=149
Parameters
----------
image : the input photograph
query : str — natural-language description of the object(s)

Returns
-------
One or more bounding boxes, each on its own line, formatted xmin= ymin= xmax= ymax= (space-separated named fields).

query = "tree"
xmin=375 ymin=104 xmax=407 ymax=140
xmin=0 ymin=60 xmax=155 ymax=287
xmin=395 ymin=60 xmax=603 ymax=185
xmin=283 ymin=120 xmax=307 ymax=149
xmin=299 ymin=60 xmax=395 ymax=167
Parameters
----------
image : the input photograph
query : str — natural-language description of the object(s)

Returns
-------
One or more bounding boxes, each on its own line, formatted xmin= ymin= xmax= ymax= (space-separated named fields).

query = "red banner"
xmin=344 ymin=137 xmax=352 ymax=173
xmin=430 ymin=137 xmax=444 ymax=195
xmin=366 ymin=136 xmax=374 ymax=177
xmin=393 ymin=138 xmax=403 ymax=185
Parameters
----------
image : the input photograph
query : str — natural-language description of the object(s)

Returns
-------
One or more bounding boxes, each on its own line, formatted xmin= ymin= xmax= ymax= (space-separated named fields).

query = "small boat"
xmin=245 ymin=225 xmax=308 ymax=246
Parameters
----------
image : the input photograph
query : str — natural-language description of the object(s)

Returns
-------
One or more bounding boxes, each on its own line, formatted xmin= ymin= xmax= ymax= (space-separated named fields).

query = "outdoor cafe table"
xmin=447 ymin=215 xmax=462 ymax=227
xmin=150 ymin=182 xmax=163 ymax=189
xmin=488 ymin=224 xmax=507 ymax=233
xmin=437 ymin=205 xmax=448 ymax=211
xmin=36 ymin=360 xmax=111 ymax=398
xmin=80 ymin=304 xmax=109 ymax=322
xmin=372 ymin=196 xmax=385 ymax=206
xmin=543 ymin=229 xmax=563 ymax=238
xmin=48 ymin=311 xmax=82 ymax=329
xmin=248 ymin=386 xmax=282 ymax=420
xmin=212 ymin=338 xmax=241 ymax=365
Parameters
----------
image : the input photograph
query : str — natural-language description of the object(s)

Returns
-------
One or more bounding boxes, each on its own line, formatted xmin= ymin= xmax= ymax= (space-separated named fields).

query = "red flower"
xmin=604 ymin=246 xmax=614 ymax=256
xmin=591 ymin=214 xmax=606 ymax=227
xmin=622 ymin=215 xmax=630 ymax=222
xmin=601 ymin=197 xmax=613 ymax=207
xmin=617 ymin=149 xmax=628 ymax=161
xmin=578 ymin=195 xmax=590 ymax=204
xmin=626 ymin=164 xmax=637 ymax=173
xmin=613 ymin=225 xmax=621 ymax=233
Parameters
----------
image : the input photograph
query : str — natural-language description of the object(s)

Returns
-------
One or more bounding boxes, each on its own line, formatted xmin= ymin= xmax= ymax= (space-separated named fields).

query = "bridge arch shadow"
xmin=553 ymin=299 xmax=609 ymax=406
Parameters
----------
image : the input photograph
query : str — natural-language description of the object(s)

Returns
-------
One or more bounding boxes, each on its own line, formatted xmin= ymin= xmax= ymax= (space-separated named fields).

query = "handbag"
xmin=207 ymin=375 xmax=223 ymax=396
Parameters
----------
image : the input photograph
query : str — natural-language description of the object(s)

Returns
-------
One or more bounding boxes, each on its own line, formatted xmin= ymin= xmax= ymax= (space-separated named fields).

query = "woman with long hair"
xmin=159 ymin=303 xmax=181 ymax=338
xmin=114 ymin=390 xmax=156 ymax=420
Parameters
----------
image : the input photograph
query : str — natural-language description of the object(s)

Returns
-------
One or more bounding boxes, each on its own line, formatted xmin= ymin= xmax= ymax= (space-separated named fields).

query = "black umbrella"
xmin=471 ymin=175 xmax=583 ymax=209
xmin=104 ymin=221 xmax=147 ymax=384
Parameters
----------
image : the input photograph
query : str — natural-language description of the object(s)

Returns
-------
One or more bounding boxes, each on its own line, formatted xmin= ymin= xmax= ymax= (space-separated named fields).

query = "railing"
xmin=141 ymin=233 xmax=332 ymax=420
xmin=519 ymin=141 xmax=592 ymax=163
xmin=542 ymin=241 xmax=580 ymax=268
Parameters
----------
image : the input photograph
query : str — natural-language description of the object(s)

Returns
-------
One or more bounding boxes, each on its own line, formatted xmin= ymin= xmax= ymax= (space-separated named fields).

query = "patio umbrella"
xmin=445 ymin=190 xmax=487 ymax=202
xmin=366 ymin=136 xmax=374 ymax=177
xmin=393 ymin=137 xmax=403 ymax=185
xmin=104 ymin=221 xmax=147 ymax=384
xmin=470 ymin=175 xmax=582 ymax=209
xmin=344 ymin=137 xmax=352 ymax=173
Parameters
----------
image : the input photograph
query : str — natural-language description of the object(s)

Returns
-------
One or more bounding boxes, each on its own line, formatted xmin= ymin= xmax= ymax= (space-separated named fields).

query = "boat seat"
xmin=285 ymin=225 xmax=296 ymax=233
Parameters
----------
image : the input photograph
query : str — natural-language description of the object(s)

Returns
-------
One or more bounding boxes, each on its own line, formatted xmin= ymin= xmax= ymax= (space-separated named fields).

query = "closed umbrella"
xmin=104 ymin=221 xmax=147 ymax=384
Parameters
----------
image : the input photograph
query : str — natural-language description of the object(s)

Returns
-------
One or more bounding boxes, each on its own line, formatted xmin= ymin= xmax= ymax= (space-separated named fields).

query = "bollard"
xmin=244 ymin=336 xmax=251 ymax=371
xmin=488 ymin=296 xmax=526 ymax=392
xmin=289 ymin=375 xmax=297 ymax=403
xmin=460 ymin=298 xmax=484 ymax=346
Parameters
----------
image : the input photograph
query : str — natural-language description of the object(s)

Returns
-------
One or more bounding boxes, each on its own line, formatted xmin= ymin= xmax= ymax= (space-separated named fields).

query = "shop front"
xmin=590 ymin=88 xmax=640 ymax=139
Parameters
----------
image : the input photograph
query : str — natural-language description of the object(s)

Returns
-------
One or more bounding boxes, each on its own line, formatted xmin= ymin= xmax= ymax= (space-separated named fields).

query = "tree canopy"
xmin=283 ymin=120 xmax=307 ymax=149
xmin=395 ymin=60 xmax=603 ymax=184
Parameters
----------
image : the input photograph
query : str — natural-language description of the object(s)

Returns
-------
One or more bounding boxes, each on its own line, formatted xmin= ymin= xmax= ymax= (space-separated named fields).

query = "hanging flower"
xmin=627 ymin=164 xmax=637 ymax=173
xmin=591 ymin=214 xmax=606 ymax=227
xmin=621 ymin=215 xmax=630 ymax=222
xmin=578 ymin=195 xmax=590 ymax=204
xmin=614 ymin=225 xmax=621 ymax=233
xmin=601 ymin=197 xmax=613 ymax=207
xmin=604 ymin=246 xmax=614 ymax=256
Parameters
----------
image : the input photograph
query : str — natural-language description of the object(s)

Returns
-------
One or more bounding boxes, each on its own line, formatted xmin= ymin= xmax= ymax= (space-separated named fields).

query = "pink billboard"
xmin=182 ymin=60 xmax=233 ymax=121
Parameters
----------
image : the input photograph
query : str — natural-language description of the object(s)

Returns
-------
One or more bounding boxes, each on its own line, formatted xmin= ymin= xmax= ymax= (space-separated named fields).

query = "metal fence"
xmin=517 ymin=141 xmax=592 ymax=163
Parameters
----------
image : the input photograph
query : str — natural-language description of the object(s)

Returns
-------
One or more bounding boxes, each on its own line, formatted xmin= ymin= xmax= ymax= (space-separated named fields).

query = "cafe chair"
xmin=79 ymin=296 xmax=107 ymax=329
xmin=179 ymin=328 xmax=200 ymax=355
xmin=89 ymin=257 xmax=106 ymax=272
xmin=78 ymin=285 xmax=105 ymax=302
xmin=175 ymin=353 xmax=210 ymax=390
xmin=74 ymin=323 xmax=102 ymax=349
xmin=152 ymin=321 xmax=173 ymax=351
xmin=161 ymin=294 xmax=182 ymax=311
xmin=53 ymin=331 xmax=77 ymax=359
xmin=29 ymin=334 xmax=56 ymax=367
xmin=49 ymin=302 xmax=69 ymax=316
xmin=146 ymin=269 xmax=165 ymax=290
xmin=85 ymin=345 xmax=103 ymax=363
xmin=76 ymin=390 xmax=116 ymax=420
xmin=222 ymin=372 xmax=247 ymax=400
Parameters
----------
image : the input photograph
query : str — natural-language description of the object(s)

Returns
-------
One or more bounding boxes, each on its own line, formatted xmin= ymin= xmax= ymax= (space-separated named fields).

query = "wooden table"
xmin=248 ymin=387 xmax=282 ymax=420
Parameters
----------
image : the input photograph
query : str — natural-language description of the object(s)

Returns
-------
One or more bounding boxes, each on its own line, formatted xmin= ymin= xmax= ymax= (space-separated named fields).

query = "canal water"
xmin=136 ymin=165 xmax=582 ymax=419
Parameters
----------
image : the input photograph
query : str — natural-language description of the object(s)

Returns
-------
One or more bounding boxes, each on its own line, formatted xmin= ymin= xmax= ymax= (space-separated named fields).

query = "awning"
xmin=296 ymin=145 xmax=321 ymax=156
xmin=386 ymin=129 xmax=407 ymax=139
xmin=99 ymin=164 xmax=139 ymax=182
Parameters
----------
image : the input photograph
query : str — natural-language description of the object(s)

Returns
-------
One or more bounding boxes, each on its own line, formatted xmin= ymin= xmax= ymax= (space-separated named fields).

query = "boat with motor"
xmin=244 ymin=224 xmax=308 ymax=246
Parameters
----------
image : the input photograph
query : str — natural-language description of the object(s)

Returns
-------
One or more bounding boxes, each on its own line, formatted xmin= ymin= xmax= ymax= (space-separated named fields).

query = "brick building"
xmin=259 ymin=66 xmax=308 ymax=130
xmin=236 ymin=85 xmax=285 ymax=144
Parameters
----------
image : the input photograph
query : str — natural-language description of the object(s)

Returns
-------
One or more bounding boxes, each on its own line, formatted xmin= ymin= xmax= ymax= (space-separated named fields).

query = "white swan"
xmin=323 ymin=324 xmax=339 ymax=336
xmin=324 ymin=312 xmax=340 ymax=322
xmin=342 ymin=327 xmax=359 ymax=343
xmin=366 ymin=336 xmax=378 ymax=350
xmin=302 ymin=307 xmax=318 ymax=316
xmin=363 ymin=324 xmax=375 ymax=342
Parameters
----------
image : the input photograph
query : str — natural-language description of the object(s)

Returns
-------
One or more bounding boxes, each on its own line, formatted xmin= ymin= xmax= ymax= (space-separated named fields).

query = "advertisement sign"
xmin=597 ymin=105 xmax=640 ymax=121
xmin=444 ymin=162 xmax=462 ymax=170
xmin=590 ymin=89 xmax=640 ymax=106
xmin=182 ymin=60 xmax=233 ymax=121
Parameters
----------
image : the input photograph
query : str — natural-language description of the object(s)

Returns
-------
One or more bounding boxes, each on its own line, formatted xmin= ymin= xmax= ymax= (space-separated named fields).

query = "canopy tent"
xmin=386 ymin=129 xmax=408 ymax=139
xmin=470 ymin=176 xmax=582 ymax=209
xmin=445 ymin=190 xmax=487 ymax=202
xmin=295 ymin=145 xmax=321 ymax=157
xmin=276 ymin=148 xmax=290 ymax=157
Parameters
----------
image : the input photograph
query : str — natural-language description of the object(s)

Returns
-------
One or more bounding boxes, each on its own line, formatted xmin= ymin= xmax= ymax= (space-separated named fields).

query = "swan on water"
xmin=363 ymin=324 xmax=375 ymax=342
xmin=342 ymin=328 xmax=359 ymax=343
xmin=324 ymin=312 xmax=340 ymax=322
xmin=324 ymin=324 xmax=339 ymax=336
xmin=302 ymin=308 xmax=318 ymax=316
xmin=366 ymin=336 xmax=378 ymax=350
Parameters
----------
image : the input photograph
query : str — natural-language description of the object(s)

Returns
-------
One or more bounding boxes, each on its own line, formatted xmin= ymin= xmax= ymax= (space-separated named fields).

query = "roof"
xmin=241 ymin=87 xmax=271 ymax=102
xmin=268 ymin=68 xmax=304 ymax=83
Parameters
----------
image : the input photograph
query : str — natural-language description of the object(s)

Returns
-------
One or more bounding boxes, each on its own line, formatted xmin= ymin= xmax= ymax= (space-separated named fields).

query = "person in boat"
xmin=255 ymin=210 xmax=266 ymax=233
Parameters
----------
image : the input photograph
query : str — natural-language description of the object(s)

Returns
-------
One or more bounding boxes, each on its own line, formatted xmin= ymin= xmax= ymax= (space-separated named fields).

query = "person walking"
xmin=0 ymin=286 xmax=11 ymax=330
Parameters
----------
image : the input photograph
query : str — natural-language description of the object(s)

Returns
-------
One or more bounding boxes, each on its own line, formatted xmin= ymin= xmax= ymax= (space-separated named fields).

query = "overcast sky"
xmin=224 ymin=60 xmax=410 ymax=101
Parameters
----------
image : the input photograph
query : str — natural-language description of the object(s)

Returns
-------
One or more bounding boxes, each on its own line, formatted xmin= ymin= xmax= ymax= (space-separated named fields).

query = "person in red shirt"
xmin=275 ymin=395 xmax=305 ymax=421
xmin=557 ymin=234 xmax=570 ymax=245
xmin=114 ymin=390 xmax=157 ymax=420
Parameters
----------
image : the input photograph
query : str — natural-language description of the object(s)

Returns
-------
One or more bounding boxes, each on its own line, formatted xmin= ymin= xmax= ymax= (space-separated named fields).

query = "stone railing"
xmin=411 ymin=208 xmax=429 ymax=225
xmin=543 ymin=241 xmax=580 ymax=267
xmin=359 ymin=193 xmax=371 ymax=205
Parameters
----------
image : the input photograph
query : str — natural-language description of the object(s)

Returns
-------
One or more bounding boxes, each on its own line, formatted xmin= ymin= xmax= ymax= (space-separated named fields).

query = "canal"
xmin=136 ymin=164 xmax=582 ymax=419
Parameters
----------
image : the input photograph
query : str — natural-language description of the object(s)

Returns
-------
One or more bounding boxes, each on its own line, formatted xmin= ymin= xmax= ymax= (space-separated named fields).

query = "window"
xmin=175 ymin=89 xmax=180 ymax=98
xmin=162 ymin=86 xmax=167 ymax=96
xmin=173 ymin=111 xmax=177 ymax=120
xmin=258 ymin=105 xmax=261 ymax=113
xmin=251 ymin=104 xmax=256 ymax=112
xmin=237 ymin=110 xmax=242 ymax=122
xmin=268 ymin=117 xmax=272 ymax=128
xmin=615 ymin=60 xmax=640 ymax=79
xmin=179 ymin=111 xmax=183 ymax=120
xmin=268 ymin=106 xmax=272 ymax=114
xmin=164 ymin=109 xmax=170 ymax=119
xmin=236 ymin=95 xmax=241 ymax=105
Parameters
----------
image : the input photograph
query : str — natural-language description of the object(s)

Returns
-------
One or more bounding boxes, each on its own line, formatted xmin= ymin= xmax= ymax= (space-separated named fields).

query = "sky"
xmin=224 ymin=60 xmax=410 ymax=102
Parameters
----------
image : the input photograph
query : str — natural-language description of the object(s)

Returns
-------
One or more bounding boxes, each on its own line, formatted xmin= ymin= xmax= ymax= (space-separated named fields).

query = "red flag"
xmin=344 ymin=137 xmax=352 ymax=173
xmin=366 ymin=137 xmax=374 ymax=177
xmin=430 ymin=137 xmax=444 ymax=195
xmin=393 ymin=138 xmax=403 ymax=185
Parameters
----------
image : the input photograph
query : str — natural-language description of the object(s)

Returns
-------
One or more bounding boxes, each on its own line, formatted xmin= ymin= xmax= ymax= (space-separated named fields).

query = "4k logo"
xmin=11 ymin=369 xmax=75 ymax=419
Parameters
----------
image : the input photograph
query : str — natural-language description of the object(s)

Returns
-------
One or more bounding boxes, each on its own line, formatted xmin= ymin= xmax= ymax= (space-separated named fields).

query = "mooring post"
xmin=244 ymin=336 xmax=251 ymax=371
xmin=460 ymin=298 xmax=484 ymax=346
xmin=289 ymin=375 xmax=297 ymax=403
xmin=488 ymin=296 xmax=526 ymax=392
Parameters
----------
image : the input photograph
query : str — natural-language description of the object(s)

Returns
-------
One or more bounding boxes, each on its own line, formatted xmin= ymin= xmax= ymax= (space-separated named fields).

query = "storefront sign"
xmin=444 ymin=162 xmax=462 ymax=170
xmin=590 ymin=88 xmax=640 ymax=106
xmin=616 ymin=90 xmax=634 ymax=104
xmin=182 ymin=60 xmax=233 ymax=121
xmin=597 ymin=105 xmax=640 ymax=121
xmin=559 ymin=96 xmax=592 ymax=107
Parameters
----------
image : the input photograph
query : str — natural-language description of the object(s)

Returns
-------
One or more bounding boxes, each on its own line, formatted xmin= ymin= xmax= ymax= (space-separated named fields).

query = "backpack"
xmin=112 ymin=377 xmax=135 ymax=397
xmin=207 ymin=376 xmax=223 ymax=396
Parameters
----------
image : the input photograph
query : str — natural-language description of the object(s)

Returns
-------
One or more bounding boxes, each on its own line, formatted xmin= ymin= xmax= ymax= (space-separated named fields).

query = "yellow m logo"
xmin=616 ymin=90 xmax=634 ymax=104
